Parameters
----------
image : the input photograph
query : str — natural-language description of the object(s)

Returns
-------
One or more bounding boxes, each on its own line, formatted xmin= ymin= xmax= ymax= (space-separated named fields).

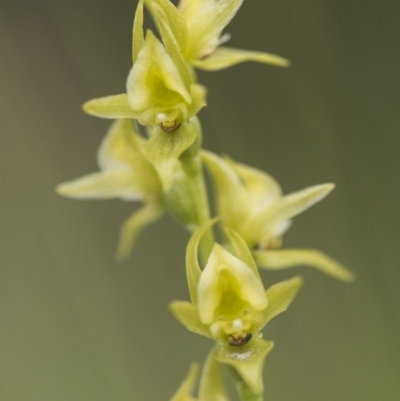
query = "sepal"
xmin=185 ymin=218 xmax=219 ymax=305
xmin=116 ymin=203 xmax=164 ymax=261
xmin=215 ymin=337 xmax=274 ymax=395
xmin=170 ymin=301 xmax=213 ymax=339
xmin=132 ymin=0 xmax=145 ymax=62
xmin=170 ymin=363 xmax=198 ymax=401
xmin=260 ymin=276 xmax=304 ymax=328
xmin=56 ymin=171 xmax=141 ymax=201
xmin=192 ymin=46 xmax=290 ymax=71
xmin=142 ymin=122 xmax=197 ymax=191
xmin=249 ymin=183 xmax=335 ymax=245
xmin=83 ymin=94 xmax=136 ymax=119
xmin=184 ymin=0 xmax=244 ymax=61
xmin=254 ymin=249 xmax=354 ymax=282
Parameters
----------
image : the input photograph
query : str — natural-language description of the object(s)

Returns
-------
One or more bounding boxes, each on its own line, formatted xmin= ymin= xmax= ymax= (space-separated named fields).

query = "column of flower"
xmin=57 ymin=1 xmax=353 ymax=400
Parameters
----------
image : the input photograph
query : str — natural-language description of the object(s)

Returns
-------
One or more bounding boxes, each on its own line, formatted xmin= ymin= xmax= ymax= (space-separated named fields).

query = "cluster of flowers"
xmin=57 ymin=1 xmax=353 ymax=399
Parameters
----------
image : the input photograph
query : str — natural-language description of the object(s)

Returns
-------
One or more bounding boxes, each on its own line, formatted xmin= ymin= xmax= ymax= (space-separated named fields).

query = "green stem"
xmin=182 ymin=155 xmax=214 ymax=263
xmin=164 ymin=117 xmax=214 ymax=263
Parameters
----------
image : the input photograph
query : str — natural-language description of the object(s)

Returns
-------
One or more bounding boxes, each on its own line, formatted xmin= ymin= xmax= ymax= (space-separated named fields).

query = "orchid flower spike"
xmin=146 ymin=0 xmax=290 ymax=70
xmin=56 ymin=119 xmax=164 ymax=261
xmin=170 ymin=220 xmax=303 ymax=395
xmin=201 ymin=150 xmax=354 ymax=282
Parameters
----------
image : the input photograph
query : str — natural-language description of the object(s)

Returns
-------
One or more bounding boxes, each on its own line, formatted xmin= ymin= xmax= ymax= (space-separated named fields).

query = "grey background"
xmin=0 ymin=0 xmax=399 ymax=400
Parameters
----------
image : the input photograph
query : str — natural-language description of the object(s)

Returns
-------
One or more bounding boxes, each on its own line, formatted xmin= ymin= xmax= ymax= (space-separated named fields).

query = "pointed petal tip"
xmin=313 ymin=182 xmax=336 ymax=199
xmin=341 ymin=269 xmax=356 ymax=283
xmin=82 ymin=99 xmax=94 ymax=115
xmin=291 ymin=275 xmax=305 ymax=287
xmin=115 ymin=247 xmax=130 ymax=263
xmin=55 ymin=183 xmax=72 ymax=198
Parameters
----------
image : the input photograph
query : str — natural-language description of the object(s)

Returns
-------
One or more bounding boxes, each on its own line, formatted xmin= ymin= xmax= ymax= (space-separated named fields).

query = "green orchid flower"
xmin=170 ymin=220 xmax=303 ymax=395
xmin=146 ymin=0 xmax=290 ymax=70
xmin=84 ymin=31 xmax=206 ymax=131
xmin=56 ymin=119 xmax=164 ymax=260
xmin=201 ymin=150 xmax=355 ymax=281
xmin=83 ymin=0 xmax=206 ymax=132
xmin=170 ymin=348 xmax=229 ymax=401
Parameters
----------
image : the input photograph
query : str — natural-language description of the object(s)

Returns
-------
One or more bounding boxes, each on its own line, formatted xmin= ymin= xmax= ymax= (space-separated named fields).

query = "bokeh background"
xmin=1 ymin=0 xmax=399 ymax=400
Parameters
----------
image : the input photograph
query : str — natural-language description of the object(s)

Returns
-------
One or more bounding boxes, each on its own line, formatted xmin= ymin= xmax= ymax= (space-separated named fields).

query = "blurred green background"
xmin=1 ymin=0 xmax=399 ymax=400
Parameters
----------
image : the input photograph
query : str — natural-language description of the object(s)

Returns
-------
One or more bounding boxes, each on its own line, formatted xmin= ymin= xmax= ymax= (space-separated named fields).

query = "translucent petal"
xmin=170 ymin=363 xmax=198 ymax=401
xmin=198 ymin=347 xmax=229 ymax=401
xmin=132 ymin=0 xmax=145 ymax=63
xmin=83 ymin=94 xmax=136 ymax=119
xmin=142 ymin=122 xmax=197 ymax=191
xmin=146 ymin=0 xmax=188 ymax=50
xmin=192 ymin=46 xmax=290 ymax=70
xmin=215 ymin=337 xmax=274 ymax=395
xmin=185 ymin=0 xmax=244 ymax=60
xmin=248 ymin=183 xmax=335 ymax=243
xmin=185 ymin=218 xmax=219 ymax=305
xmin=223 ymin=227 xmax=260 ymax=279
xmin=201 ymin=150 xmax=250 ymax=235
xmin=178 ymin=0 xmax=214 ymax=29
xmin=170 ymin=301 xmax=213 ymax=339
xmin=187 ymin=83 xmax=207 ymax=116
xmin=127 ymin=31 xmax=191 ymax=117
xmin=198 ymin=244 xmax=267 ymax=325
xmin=97 ymin=120 xmax=161 ymax=193
xmin=254 ymin=249 xmax=355 ymax=282
xmin=259 ymin=276 xmax=304 ymax=328
xmin=56 ymin=171 xmax=142 ymax=201
xmin=115 ymin=203 xmax=164 ymax=261
xmin=224 ymin=155 xmax=281 ymax=212
xmin=151 ymin=2 xmax=192 ymax=88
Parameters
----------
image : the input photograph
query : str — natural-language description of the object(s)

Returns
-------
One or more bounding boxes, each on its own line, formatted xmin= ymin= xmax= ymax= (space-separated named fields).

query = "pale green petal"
xmin=186 ymin=218 xmax=219 ymax=305
xmin=198 ymin=347 xmax=229 ymax=401
xmin=223 ymin=227 xmax=260 ymax=279
xmin=132 ymin=0 xmax=145 ymax=63
xmin=215 ymin=337 xmax=274 ymax=395
xmin=254 ymin=249 xmax=355 ymax=282
xmin=260 ymin=276 xmax=304 ymax=328
xmin=142 ymin=123 xmax=197 ymax=190
xmin=170 ymin=301 xmax=213 ymax=339
xmin=198 ymin=244 xmax=267 ymax=325
xmin=224 ymin=155 xmax=282 ymax=206
xmin=201 ymin=150 xmax=250 ymax=234
xmin=185 ymin=0 xmax=244 ymax=60
xmin=187 ymin=84 xmax=207 ymax=117
xmin=151 ymin=2 xmax=192 ymax=88
xmin=178 ymin=0 xmax=214 ymax=28
xmin=83 ymin=94 xmax=136 ymax=119
xmin=145 ymin=30 xmax=189 ymax=100
xmin=115 ymin=203 xmax=164 ymax=261
xmin=97 ymin=119 xmax=162 ymax=193
xmin=56 ymin=171 xmax=142 ymax=201
xmin=170 ymin=363 xmax=198 ymax=401
xmin=146 ymin=0 xmax=188 ymax=50
xmin=192 ymin=46 xmax=290 ymax=70
xmin=127 ymin=31 xmax=191 ymax=118
xmin=249 ymin=183 xmax=335 ymax=242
